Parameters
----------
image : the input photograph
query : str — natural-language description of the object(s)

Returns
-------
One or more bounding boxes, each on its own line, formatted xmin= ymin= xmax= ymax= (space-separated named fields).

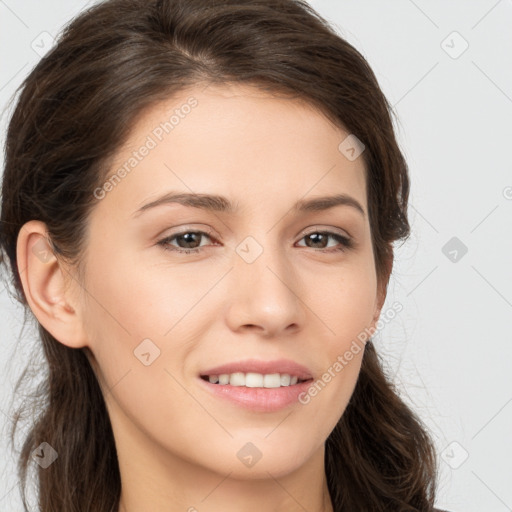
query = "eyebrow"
xmin=132 ymin=191 xmax=365 ymax=218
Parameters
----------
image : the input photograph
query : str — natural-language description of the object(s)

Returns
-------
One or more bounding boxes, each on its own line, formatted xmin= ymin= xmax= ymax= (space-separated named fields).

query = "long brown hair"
xmin=0 ymin=0 xmax=438 ymax=510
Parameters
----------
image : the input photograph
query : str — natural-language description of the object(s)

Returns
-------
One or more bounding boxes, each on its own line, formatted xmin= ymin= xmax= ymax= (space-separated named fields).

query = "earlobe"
xmin=16 ymin=220 xmax=88 ymax=349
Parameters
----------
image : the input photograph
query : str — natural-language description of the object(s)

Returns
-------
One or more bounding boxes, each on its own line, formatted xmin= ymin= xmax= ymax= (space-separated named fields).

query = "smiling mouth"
xmin=200 ymin=372 xmax=312 ymax=388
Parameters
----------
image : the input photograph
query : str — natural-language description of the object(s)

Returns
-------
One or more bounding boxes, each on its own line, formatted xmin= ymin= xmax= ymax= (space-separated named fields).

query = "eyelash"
xmin=157 ymin=229 xmax=353 ymax=255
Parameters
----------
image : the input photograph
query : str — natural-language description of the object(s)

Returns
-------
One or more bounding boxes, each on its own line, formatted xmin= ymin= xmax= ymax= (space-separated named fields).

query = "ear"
xmin=16 ymin=220 xmax=88 ymax=348
xmin=370 ymin=252 xmax=394 ymax=330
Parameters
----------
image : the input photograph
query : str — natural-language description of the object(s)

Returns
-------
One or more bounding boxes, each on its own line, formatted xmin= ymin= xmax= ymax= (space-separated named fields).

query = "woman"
xmin=0 ymin=0 xmax=452 ymax=510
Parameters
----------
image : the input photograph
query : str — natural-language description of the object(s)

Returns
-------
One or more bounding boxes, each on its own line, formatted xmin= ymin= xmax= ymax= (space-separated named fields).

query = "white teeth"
xmin=229 ymin=372 xmax=245 ymax=386
xmin=245 ymin=372 xmax=263 ymax=387
xmin=263 ymin=373 xmax=281 ymax=388
xmin=205 ymin=372 xmax=305 ymax=387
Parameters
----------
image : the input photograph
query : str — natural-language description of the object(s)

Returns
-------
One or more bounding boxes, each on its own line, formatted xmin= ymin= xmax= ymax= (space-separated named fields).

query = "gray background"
xmin=1 ymin=1 xmax=511 ymax=511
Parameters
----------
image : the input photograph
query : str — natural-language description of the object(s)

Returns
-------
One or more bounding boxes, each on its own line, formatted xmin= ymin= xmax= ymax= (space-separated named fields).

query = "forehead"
xmin=92 ymin=82 xmax=368 ymax=222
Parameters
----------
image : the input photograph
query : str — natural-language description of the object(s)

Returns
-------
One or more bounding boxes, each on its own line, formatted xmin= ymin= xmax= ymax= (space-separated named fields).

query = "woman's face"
xmin=78 ymin=83 xmax=383 ymax=481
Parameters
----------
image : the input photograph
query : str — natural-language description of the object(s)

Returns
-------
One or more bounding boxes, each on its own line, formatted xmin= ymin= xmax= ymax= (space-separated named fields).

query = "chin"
xmin=234 ymin=437 xmax=317 ymax=480
xmin=226 ymin=456 xmax=309 ymax=481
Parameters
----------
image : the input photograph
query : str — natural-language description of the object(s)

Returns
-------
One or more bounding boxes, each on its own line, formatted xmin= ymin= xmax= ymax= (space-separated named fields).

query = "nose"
xmin=224 ymin=238 xmax=306 ymax=338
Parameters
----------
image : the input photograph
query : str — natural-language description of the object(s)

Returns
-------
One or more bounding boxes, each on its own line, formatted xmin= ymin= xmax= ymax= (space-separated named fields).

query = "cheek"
xmin=302 ymin=260 xmax=376 ymax=416
xmin=310 ymin=258 xmax=378 ymax=347
xmin=79 ymin=262 xmax=203 ymax=450
xmin=278 ymin=260 xmax=376 ymax=431
xmin=79 ymin=250 xmax=219 ymax=402
xmin=82 ymin=247 xmax=205 ymax=341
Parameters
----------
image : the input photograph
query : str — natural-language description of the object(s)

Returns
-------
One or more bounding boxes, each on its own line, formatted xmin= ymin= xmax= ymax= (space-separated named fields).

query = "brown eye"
xmin=157 ymin=230 xmax=215 ymax=254
xmin=297 ymin=231 xmax=352 ymax=253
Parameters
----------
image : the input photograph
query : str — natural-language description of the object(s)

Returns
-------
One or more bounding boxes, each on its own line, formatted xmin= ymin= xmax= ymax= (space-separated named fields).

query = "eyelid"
xmin=159 ymin=224 xmax=217 ymax=239
xmin=298 ymin=225 xmax=351 ymax=239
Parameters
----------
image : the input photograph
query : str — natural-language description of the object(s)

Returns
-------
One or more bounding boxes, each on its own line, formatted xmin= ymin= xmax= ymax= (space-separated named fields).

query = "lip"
xmin=199 ymin=358 xmax=313 ymax=380
xmin=198 ymin=358 xmax=314 ymax=413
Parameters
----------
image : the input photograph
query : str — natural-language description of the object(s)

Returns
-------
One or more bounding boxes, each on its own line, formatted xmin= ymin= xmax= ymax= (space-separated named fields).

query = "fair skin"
xmin=17 ymin=83 xmax=388 ymax=512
